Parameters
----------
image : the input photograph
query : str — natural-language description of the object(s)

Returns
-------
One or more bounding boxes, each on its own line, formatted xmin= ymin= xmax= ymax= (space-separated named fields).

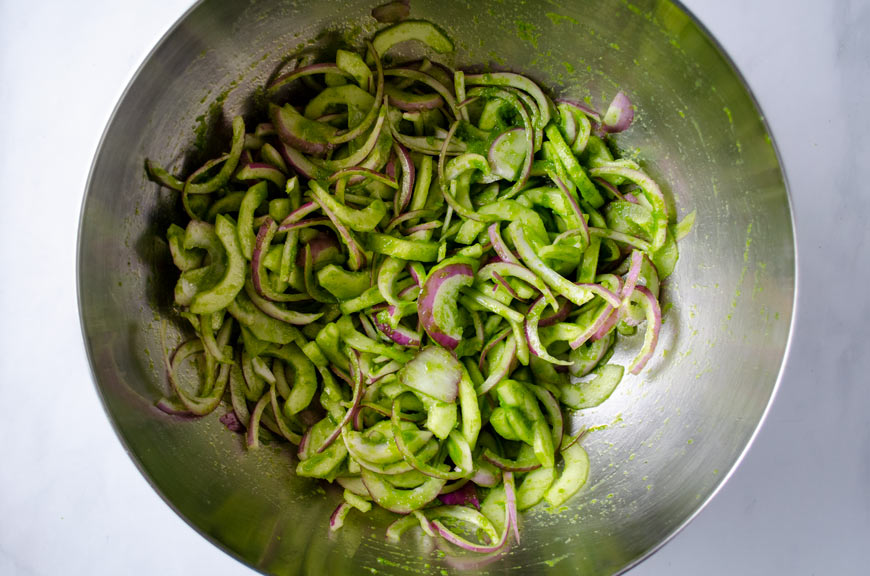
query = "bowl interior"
xmin=78 ymin=0 xmax=795 ymax=574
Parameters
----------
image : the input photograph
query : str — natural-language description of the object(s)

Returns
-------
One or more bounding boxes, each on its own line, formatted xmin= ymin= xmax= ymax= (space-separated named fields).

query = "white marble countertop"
xmin=1 ymin=0 xmax=867 ymax=574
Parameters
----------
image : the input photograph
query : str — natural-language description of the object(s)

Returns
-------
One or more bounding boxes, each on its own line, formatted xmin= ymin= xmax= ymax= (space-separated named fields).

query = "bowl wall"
xmin=78 ymin=1 xmax=795 ymax=574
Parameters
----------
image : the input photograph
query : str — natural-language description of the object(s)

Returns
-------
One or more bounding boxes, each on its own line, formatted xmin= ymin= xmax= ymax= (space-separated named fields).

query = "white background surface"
xmin=1 ymin=0 xmax=867 ymax=574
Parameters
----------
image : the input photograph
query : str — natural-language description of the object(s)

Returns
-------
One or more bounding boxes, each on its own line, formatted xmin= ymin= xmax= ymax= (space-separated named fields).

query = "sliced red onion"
xmin=270 ymin=103 xmax=335 ymax=156
xmin=312 ymin=195 xmax=367 ymax=271
xmin=245 ymin=282 xmax=321 ymax=325
xmin=471 ymin=309 xmax=485 ymax=345
xmin=322 ymin=102 xmax=387 ymax=170
xmin=471 ymin=462 xmax=501 ymax=487
xmin=557 ymin=102 xmax=578 ymax=147
xmin=277 ymin=201 xmax=320 ymax=231
xmin=297 ymin=427 xmax=311 ymax=458
xmin=316 ymin=112 xmax=348 ymax=127
xmin=539 ymin=298 xmax=572 ymax=327
xmin=385 ymin=153 xmax=397 ymax=180
xmin=268 ymin=62 xmax=351 ymax=94
xmin=251 ymin=217 xmax=276 ymax=298
xmin=555 ymin=98 xmax=602 ymax=123
xmin=525 ymin=297 xmax=572 ymax=366
xmin=371 ymin=0 xmax=410 ymax=24
xmin=550 ymin=173 xmax=590 ymax=248
xmin=561 ymin=427 xmax=589 ymax=452
xmin=622 ymin=250 xmax=643 ymax=303
xmin=627 ymin=286 xmax=661 ymax=374
xmin=392 ymin=142 xmax=415 ymax=215
xmin=478 ymin=335 xmax=517 ymax=394
xmin=488 ymin=223 xmax=519 ymax=265
xmin=255 ymin=122 xmax=275 ymax=137
xmin=219 ymin=411 xmax=244 ymax=433
xmin=383 ymin=68 xmax=459 ymax=117
xmin=358 ymin=313 xmax=380 ymax=341
xmin=418 ymin=262 xmax=475 ymax=350
xmin=574 ymin=277 xmax=625 ymax=346
xmin=328 ymin=167 xmax=398 ymax=189
xmin=384 ymin=209 xmax=435 ymax=233
xmin=245 ymin=393 xmax=271 ymax=449
xmin=482 ymin=449 xmax=541 ymax=472
xmin=387 ymin=87 xmax=444 ymax=111
xmin=316 ymin=354 xmax=364 ymax=453
xmin=431 ymin=513 xmax=509 ymax=554
xmin=439 ymin=482 xmax=480 ymax=509
xmin=504 ymin=471 xmax=520 ymax=545
xmin=276 ymin=217 xmax=333 ymax=234
xmin=571 ymin=303 xmax=619 ymax=350
xmin=477 ymin=261 xmax=558 ymax=310
xmin=492 ymin=271 xmax=522 ymax=301
xmin=593 ymin=176 xmax=626 ymax=201
xmin=404 ymin=221 xmax=440 ymax=235
xmin=600 ymin=91 xmax=634 ymax=134
xmin=408 ymin=262 xmax=424 ymax=286
xmin=279 ymin=142 xmax=321 ymax=180
xmin=329 ymin=502 xmax=351 ymax=532
xmin=295 ymin=231 xmax=341 ymax=269
xmin=374 ymin=313 xmax=422 ymax=347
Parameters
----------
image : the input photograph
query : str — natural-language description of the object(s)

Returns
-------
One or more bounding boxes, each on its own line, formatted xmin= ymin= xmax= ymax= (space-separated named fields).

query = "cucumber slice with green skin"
xmin=489 ymin=128 xmax=527 ymax=181
xmin=317 ymin=264 xmax=371 ymax=300
xmin=303 ymin=84 xmax=374 ymax=119
xmin=544 ymin=123 xmax=604 ymax=208
xmin=175 ymin=221 xmax=226 ymax=305
xmin=360 ymin=468 xmax=447 ymax=514
xmin=336 ymin=49 xmax=371 ymax=90
xmin=227 ymin=290 xmax=301 ymax=345
xmin=559 ymin=364 xmax=625 ymax=410
xmin=489 ymin=408 xmax=520 ymax=441
xmin=516 ymin=466 xmax=556 ymax=511
xmin=545 ymin=442 xmax=590 ymax=506
xmin=337 ymin=316 xmax=413 ymax=363
xmin=263 ymin=343 xmax=319 ymax=414
xmin=237 ymin=182 xmax=268 ymax=261
xmin=368 ymin=233 xmax=440 ymax=262
xmin=167 ymin=224 xmax=203 ymax=271
xmin=398 ymin=346 xmax=461 ymax=403
xmin=189 ymin=215 xmax=245 ymax=314
xmin=314 ymin=322 xmax=349 ymax=372
xmin=297 ymin=418 xmax=348 ymax=479
xmin=184 ymin=115 xmax=246 ymax=195
xmin=458 ymin=369 xmax=481 ymax=449
xmin=336 ymin=476 xmax=369 ymax=497
xmin=309 ymin=181 xmax=387 ymax=233
xmin=372 ymin=20 xmax=454 ymax=57
xmin=344 ymin=424 xmax=432 ymax=465
xmin=418 ymin=395 xmax=457 ymax=440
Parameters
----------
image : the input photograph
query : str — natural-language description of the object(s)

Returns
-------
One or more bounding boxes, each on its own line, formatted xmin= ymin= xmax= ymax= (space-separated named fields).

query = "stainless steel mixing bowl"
xmin=77 ymin=0 xmax=796 ymax=573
